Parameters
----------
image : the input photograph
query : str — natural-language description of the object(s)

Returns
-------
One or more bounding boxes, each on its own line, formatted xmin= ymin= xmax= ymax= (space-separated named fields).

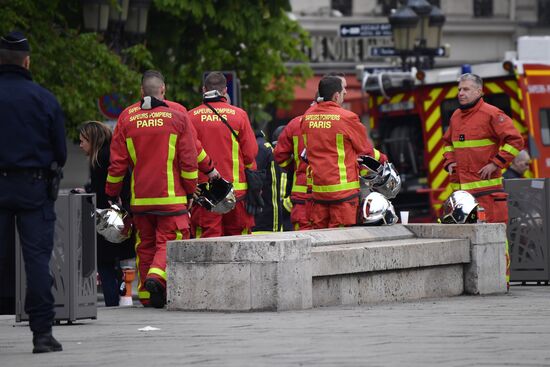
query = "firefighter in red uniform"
xmin=139 ymin=71 xmax=220 ymax=180
xmin=188 ymin=72 xmax=259 ymax=237
xmin=443 ymin=72 xmax=524 ymax=287
xmin=106 ymin=72 xmax=198 ymax=308
xmin=274 ymin=115 xmax=313 ymax=230
xmin=301 ymin=76 xmax=382 ymax=229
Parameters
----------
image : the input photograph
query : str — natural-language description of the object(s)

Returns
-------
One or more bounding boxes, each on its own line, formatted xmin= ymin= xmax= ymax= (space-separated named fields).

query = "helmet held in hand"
xmin=95 ymin=204 xmax=132 ymax=243
xmin=195 ymin=177 xmax=236 ymax=214
xmin=358 ymin=156 xmax=401 ymax=199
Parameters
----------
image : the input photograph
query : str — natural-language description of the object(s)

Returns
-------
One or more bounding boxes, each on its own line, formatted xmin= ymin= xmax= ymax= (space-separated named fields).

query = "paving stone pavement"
xmin=1 ymin=285 xmax=550 ymax=366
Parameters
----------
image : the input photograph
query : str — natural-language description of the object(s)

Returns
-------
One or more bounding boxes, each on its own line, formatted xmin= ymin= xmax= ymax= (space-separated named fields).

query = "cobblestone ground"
xmin=1 ymin=286 xmax=550 ymax=366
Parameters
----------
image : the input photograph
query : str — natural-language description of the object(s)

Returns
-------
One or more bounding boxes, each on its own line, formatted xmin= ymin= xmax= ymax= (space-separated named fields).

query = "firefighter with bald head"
xmin=106 ymin=71 xmax=198 ymax=308
xmin=443 ymin=72 xmax=524 ymax=288
xmin=301 ymin=76 xmax=383 ymax=228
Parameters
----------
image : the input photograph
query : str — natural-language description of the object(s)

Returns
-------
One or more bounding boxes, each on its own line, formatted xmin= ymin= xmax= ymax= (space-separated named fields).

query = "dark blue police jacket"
xmin=0 ymin=64 xmax=66 ymax=169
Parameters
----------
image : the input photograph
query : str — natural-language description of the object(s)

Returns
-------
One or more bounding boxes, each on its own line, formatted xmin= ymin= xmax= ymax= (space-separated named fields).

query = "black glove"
xmin=244 ymin=168 xmax=266 ymax=215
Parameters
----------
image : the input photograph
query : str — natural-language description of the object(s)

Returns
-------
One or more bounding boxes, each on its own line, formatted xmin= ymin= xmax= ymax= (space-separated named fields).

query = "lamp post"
xmin=82 ymin=0 xmax=110 ymax=32
xmin=81 ymin=0 xmax=151 ymax=50
xmin=388 ymin=0 xmax=446 ymax=71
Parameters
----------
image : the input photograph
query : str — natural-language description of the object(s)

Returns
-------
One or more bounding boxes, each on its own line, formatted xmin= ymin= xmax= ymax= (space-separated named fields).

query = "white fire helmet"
xmin=95 ymin=204 xmax=132 ymax=243
xmin=361 ymin=192 xmax=398 ymax=225
xmin=195 ymin=177 xmax=236 ymax=214
xmin=440 ymin=190 xmax=479 ymax=224
xmin=358 ymin=156 xmax=402 ymax=199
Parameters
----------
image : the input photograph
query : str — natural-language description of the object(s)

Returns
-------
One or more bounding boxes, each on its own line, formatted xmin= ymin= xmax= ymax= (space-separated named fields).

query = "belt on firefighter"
xmin=291 ymin=198 xmax=306 ymax=205
xmin=472 ymin=189 xmax=504 ymax=198
xmin=134 ymin=209 xmax=188 ymax=216
xmin=0 ymin=168 xmax=48 ymax=179
xmin=313 ymin=192 xmax=360 ymax=204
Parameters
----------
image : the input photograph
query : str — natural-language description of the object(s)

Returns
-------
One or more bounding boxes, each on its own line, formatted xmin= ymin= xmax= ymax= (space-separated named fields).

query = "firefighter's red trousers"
xmin=311 ymin=197 xmax=359 ymax=229
xmin=291 ymin=200 xmax=314 ymax=230
xmin=133 ymin=214 xmax=190 ymax=306
xmin=476 ymin=191 xmax=510 ymax=287
xmin=191 ymin=201 xmax=253 ymax=238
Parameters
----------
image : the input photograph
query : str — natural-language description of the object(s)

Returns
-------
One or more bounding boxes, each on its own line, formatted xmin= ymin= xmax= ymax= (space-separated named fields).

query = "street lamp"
xmin=388 ymin=0 xmax=446 ymax=71
xmin=109 ymin=0 xmax=130 ymax=23
xmin=389 ymin=6 xmax=419 ymax=55
xmin=81 ymin=0 xmax=152 ymax=44
xmin=82 ymin=0 xmax=110 ymax=32
xmin=125 ymin=0 xmax=152 ymax=35
xmin=426 ymin=5 xmax=446 ymax=49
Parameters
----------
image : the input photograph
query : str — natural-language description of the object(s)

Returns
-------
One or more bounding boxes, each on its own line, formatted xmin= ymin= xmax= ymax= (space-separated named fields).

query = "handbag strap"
xmin=204 ymin=101 xmax=239 ymax=141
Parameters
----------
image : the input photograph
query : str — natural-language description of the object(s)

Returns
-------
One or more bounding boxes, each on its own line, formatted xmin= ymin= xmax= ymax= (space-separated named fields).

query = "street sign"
xmin=370 ymin=47 xmax=398 ymax=57
xmin=339 ymin=23 xmax=392 ymax=38
xmin=98 ymin=94 xmax=126 ymax=120
xmin=370 ymin=46 xmax=447 ymax=57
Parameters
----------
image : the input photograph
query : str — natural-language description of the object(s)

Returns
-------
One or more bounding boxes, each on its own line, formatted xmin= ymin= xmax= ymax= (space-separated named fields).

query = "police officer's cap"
xmin=0 ymin=31 xmax=30 ymax=52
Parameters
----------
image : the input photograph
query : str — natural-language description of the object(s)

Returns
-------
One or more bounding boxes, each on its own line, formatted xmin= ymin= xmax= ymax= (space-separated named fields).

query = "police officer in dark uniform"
xmin=0 ymin=31 xmax=66 ymax=353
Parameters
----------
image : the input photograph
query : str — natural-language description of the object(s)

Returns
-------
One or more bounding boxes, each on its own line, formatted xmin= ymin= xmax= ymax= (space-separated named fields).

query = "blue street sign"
xmin=370 ymin=47 xmax=398 ymax=57
xmin=370 ymin=46 xmax=447 ymax=57
xmin=339 ymin=23 xmax=392 ymax=38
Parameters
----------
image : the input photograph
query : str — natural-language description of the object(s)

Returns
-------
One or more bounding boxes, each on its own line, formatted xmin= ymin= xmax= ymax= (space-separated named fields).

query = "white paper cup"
xmin=119 ymin=296 xmax=133 ymax=307
xmin=400 ymin=211 xmax=409 ymax=224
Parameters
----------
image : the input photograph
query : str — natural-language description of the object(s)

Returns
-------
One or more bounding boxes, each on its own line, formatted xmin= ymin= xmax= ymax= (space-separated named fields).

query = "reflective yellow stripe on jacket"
xmin=311 ymin=133 xmax=359 ymax=193
xmin=231 ymin=133 xmax=248 ymax=191
xmin=460 ymin=177 xmax=503 ymax=191
xmin=127 ymin=135 xmax=189 ymax=207
xmin=291 ymin=135 xmax=308 ymax=194
xmin=106 ymin=174 xmax=124 ymax=183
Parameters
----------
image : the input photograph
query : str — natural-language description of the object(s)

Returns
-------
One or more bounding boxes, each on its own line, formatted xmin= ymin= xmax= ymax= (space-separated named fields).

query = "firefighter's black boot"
xmin=144 ymin=278 xmax=166 ymax=309
xmin=32 ymin=332 xmax=63 ymax=353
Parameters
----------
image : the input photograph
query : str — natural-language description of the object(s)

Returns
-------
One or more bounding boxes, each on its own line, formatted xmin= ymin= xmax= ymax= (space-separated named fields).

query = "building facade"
xmin=290 ymin=0 xmax=550 ymax=72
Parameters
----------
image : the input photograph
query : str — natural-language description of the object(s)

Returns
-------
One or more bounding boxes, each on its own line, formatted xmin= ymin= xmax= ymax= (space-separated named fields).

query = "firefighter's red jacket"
xmin=165 ymin=100 xmax=215 ymax=175
xmin=188 ymin=99 xmax=257 ymax=198
xmin=301 ymin=101 xmax=376 ymax=201
xmin=443 ymin=98 xmax=524 ymax=194
xmin=106 ymin=99 xmax=198 ymax=213
xmin=273 ymin=115 xmax=311 ymax=201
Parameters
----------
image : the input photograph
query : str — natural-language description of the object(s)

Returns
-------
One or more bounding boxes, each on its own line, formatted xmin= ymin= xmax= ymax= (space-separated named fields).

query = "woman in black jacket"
xmin=78 ymin=121 xmax=134 ymax=306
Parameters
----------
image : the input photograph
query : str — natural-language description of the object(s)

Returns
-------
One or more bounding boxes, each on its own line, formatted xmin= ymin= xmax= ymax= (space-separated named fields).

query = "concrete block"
xmin=406 ymin=223 xmax=506 ymax=245
xmin=406 ymin=223 xmax=507 ymax=295
xmin=249 ymin=262 xmax=278 ymax=310
xmin=303 ymin=225 xmax=414 ymax=247
xmin=168 ymin=235 xmax=310 ymax=263
xmin=167 ymin=236 xmax=312 ymax=311
xmin=312 ymin=265 xmax=464 ymax=307
xmin=311 ymin=238 xmax=470 ymax=277
xmin=168 ymin=262 xmax=253 ymax=311
xmin=274 ymin=259 xmax=312 ymax=311
xmin=464 ymin=241 xmax=507 ymax=294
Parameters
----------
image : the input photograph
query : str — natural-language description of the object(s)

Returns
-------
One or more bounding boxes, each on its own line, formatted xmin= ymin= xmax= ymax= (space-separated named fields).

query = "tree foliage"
xmin=0 ymin=0 xmax=312 ymax=137
xmin=0 ymin=0 xmax=143 ymax=140
xmin=148 ymin=0 xmax=312 ymax=125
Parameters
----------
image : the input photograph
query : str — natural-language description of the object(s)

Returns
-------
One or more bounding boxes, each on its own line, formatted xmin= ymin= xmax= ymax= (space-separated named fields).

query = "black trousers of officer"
xmin=0 ymin=171 xmax=56 ymax=334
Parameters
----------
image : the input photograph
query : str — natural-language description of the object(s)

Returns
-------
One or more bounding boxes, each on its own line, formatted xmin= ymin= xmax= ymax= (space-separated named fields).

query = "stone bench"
xmin=166 ymin=223 xmax=507 ymax=312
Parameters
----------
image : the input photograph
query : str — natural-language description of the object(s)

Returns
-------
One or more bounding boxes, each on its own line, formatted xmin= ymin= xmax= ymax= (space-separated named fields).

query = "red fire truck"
xmin=361 ymin=36 xmax=550 ymax=221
